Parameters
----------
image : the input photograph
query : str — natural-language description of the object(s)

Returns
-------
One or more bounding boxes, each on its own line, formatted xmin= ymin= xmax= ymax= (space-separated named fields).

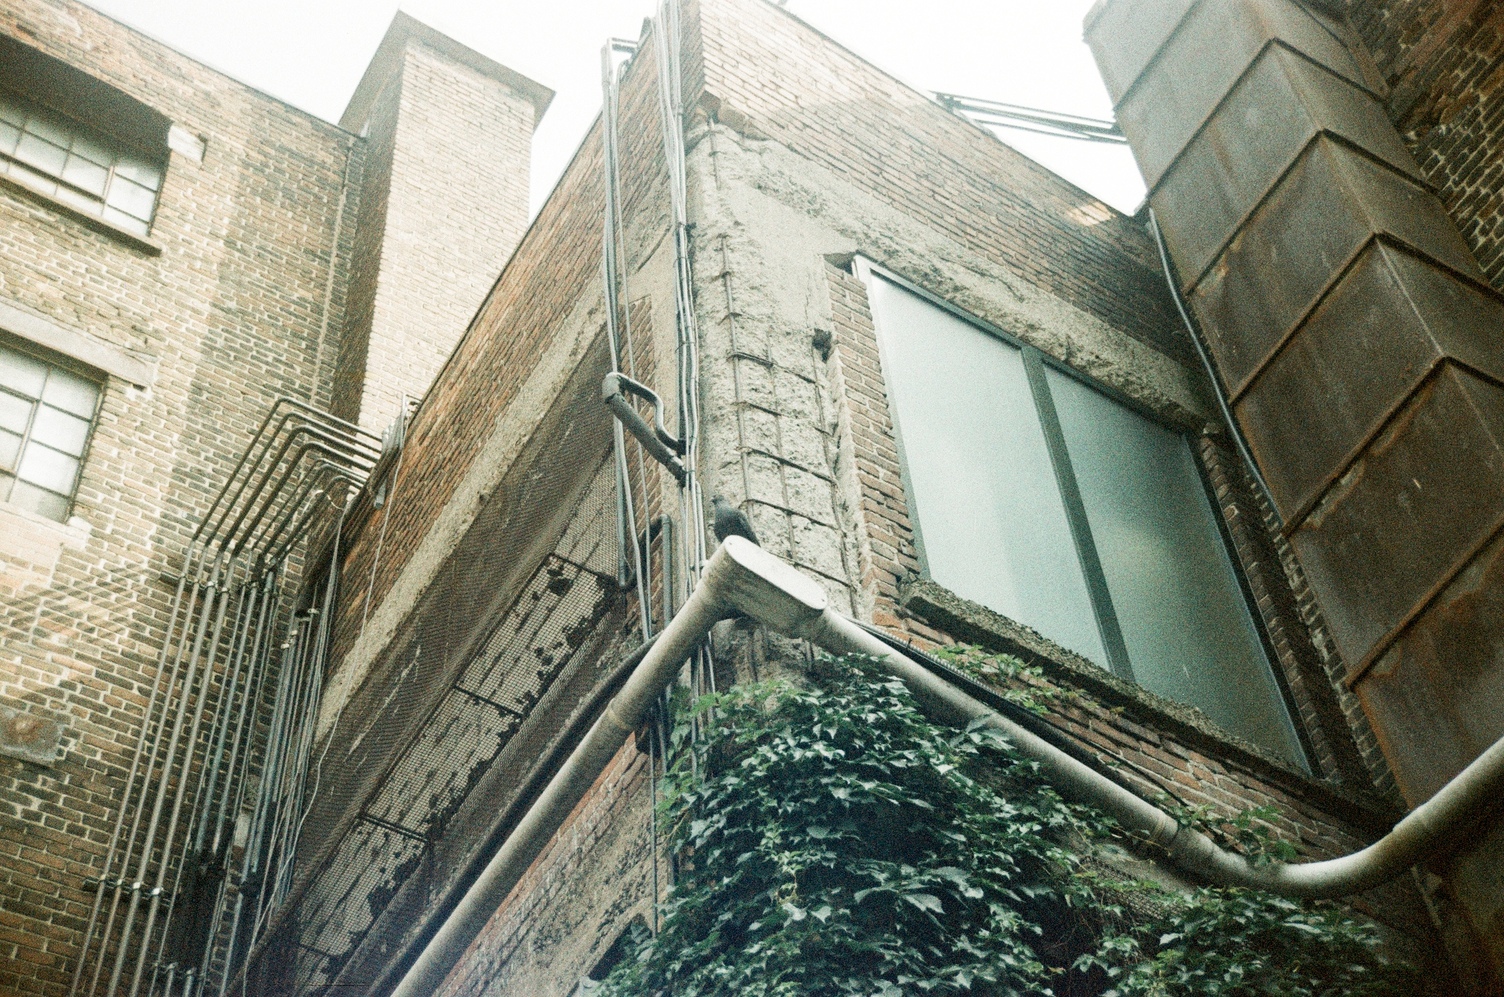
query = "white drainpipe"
xmin=385 ymin=537 xmax=1504 ymax=997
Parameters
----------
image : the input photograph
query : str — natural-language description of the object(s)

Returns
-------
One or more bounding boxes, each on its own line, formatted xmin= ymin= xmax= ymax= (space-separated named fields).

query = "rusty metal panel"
xmin=1084 ymin=0 xmax=1198 ymax=105
xmin=1192 ymin=138 xmax=1482 ymax=390
xmin=1152 ymin=45 xmax=1421 ymax=286
xmin=1115 ymin=0 xmax=1378 ymax=188
xmin=1289 ymin=365 xmax=1504 ymax=669
xmin=1355 ymin=529 xmax=1504 ymax=805
xmin=1235 ymin=242 xmax=1504 ymax=519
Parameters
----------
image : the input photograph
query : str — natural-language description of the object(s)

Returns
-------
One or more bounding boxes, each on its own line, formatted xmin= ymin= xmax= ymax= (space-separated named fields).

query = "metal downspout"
xmin=384 ymin=537 xmax=1504 ymax=997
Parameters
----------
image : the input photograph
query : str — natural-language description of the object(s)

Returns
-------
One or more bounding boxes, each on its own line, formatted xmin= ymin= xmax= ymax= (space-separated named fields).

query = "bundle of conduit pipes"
xmin=69 ymin=399 xmax=383 ymax=997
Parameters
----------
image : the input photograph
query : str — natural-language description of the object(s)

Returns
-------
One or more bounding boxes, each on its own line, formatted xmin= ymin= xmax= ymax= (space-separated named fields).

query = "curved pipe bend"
xmin=383 ymin=537 xmax=1504 ymax=997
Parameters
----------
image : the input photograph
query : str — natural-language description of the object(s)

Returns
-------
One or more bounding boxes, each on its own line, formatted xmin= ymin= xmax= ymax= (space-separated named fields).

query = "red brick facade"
xmin=418 ymin=1 xmax=1432 ymax=992
xmin=0 ymin=3 xmax=359 ymax=990
xmin=1350 ymin=0 xmax=1504 ymax=289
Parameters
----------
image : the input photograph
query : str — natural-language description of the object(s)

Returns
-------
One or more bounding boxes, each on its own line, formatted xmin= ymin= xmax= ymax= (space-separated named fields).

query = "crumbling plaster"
xmin=683 ymin=111 xmax=1214 ymax=620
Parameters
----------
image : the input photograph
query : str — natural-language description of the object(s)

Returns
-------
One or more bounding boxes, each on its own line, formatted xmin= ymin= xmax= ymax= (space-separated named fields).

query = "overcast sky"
xmin=81 ymin=0 xmax=1147 ymax=215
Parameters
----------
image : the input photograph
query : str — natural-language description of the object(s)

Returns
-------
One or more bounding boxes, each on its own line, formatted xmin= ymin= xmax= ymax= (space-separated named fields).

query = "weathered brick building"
xmin=3 ymin=0 xmax=1504 ymax=994
xmin=0 ymin=3 xmax=549 ymax=993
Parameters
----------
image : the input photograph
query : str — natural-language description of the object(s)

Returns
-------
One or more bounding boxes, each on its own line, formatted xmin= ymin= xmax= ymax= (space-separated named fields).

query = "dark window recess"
xmin=858 ymin=260 xmax=1308 ymax=769
xmin=0 ymin=34 xmax=168 ymax=236
xmin=570 ymin=918 xmax=646 ymax=994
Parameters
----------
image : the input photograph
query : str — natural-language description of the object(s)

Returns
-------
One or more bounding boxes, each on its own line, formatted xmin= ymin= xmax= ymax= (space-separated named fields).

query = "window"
xmin=0 ymin=340 xmax=101 ymax=522
xmin=0 ymin=88 xmax=164 ymax=236
xmin=858 ymin=262 xmax=1307 ymax=768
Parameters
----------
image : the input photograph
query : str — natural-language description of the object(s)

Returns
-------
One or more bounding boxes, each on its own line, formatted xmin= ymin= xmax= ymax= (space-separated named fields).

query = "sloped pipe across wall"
xmin=383 ymin=536 xmax=1504 ymax=997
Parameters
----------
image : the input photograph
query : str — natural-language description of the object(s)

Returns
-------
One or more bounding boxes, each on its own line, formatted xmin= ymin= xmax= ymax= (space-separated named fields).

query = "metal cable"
xmin=1148 ymin=207 xmax=1283 ymax=527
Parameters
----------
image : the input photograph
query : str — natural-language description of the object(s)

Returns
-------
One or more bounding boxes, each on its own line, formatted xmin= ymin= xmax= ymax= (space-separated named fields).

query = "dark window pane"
xmin=18 ymin=442 xmax=79 ymax=495
xmin=69 ymin=132 xmax=113 ymax=167
xmin=41 ymin=367 xmax=99 ymax=419
xmin=0 ymin=429 xmax=20 ymax=470
xmin=61 ymin=154 xmax=108 ymax=197
xmin=105 ymin=175 xmax=156 ymax=220
xmin=24 ymin=110 xmax=72 ymax=147
xmin=866 ymin=274 xmax=1107 ymax=666
xmin=0 ymin=348 xmax=47 ymax=398
xmin=14 ymin=132 xmax=67 ymax=175
xmin=114 ymin=155 xmax=162 ymax=191
xmin=1046 ymin=367 xmax=1306 ymax=766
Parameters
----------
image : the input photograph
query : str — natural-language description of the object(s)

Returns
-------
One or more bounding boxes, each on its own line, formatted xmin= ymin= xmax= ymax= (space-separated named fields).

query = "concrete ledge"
xmin=899 ymin=576 xmax=1400 ymax=833
xmin=0 ymin=174 xmax=163 ymax=258
xmin=0 ymin=298 xmax=157 ymax=387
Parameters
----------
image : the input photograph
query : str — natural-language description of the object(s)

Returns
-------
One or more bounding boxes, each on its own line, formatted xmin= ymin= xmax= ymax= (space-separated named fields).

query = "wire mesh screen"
xmin=250 ymin=338 xmax=624 ymax=993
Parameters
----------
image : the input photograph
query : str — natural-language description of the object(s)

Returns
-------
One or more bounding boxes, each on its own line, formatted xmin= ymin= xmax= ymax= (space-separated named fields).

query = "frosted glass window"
xmin=0 ymin=341 xmax=101 ymax=522
xmin=861 ymin=265 xmax=1306 ymax=768
xmin=1047 ymin=368 xmax=1305 ymax=763
xmin=865 ymin=274 xmax=1108 ymax=666
xmin=0 ymin=89 xmax=164 ymax=236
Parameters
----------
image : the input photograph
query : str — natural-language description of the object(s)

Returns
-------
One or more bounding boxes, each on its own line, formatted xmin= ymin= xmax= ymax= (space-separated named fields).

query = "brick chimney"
xmin=332 ymin=12 xmax=553 ymax=432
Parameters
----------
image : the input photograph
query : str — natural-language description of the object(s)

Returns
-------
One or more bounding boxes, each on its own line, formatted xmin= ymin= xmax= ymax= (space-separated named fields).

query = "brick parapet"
xmin=690 ymin=0 xmax=1187 ymax=370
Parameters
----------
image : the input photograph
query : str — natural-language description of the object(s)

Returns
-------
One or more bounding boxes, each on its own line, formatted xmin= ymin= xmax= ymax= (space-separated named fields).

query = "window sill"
xmin=0 ymin=174 xmax=162 ymax=256
xmin=897 ymin=577 xmax=1401 ymax=833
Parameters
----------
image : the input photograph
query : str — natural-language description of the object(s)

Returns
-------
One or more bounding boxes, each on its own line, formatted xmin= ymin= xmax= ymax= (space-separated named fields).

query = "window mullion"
xmin=1022 ymin=346 xmax=1135 ymax=681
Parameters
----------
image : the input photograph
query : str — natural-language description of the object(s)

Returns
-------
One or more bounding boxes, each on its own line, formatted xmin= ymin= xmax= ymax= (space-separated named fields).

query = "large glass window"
xmin=860 ymin=263 xmax=1306 ymax=767
xmin=0 ymin=340 xmax=102 ymax=522
xmin=0 ymin=89 xmax=164 ymax=236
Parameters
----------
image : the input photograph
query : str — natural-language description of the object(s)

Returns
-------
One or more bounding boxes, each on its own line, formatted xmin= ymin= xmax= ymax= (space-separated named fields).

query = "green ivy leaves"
xmin=596 ymin=655 xmax=1417 ymax=997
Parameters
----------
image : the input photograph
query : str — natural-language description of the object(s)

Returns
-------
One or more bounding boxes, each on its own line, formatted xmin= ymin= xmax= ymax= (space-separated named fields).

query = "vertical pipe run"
xmin=72 ymin=400 xmax=377 ymax=997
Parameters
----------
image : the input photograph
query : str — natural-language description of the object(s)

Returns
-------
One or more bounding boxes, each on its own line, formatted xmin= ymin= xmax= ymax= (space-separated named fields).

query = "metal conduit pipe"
xmin=388 ymin=537 xmax=1504 ymax=997
xmin=73 ymin=396 xmax=376 ymax=997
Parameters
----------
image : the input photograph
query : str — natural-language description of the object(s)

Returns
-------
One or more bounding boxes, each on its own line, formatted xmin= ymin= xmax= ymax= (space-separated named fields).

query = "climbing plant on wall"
xmin=597 ymin=654 xmax=1417 ymax=997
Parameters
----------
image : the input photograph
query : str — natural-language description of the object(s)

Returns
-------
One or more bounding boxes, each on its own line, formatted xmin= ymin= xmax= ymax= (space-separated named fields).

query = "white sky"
xmin=80 ymin=0 xmax=1147 ymax=215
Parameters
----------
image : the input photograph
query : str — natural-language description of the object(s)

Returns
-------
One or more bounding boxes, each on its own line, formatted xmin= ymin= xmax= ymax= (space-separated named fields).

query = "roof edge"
xmin=339 ymin=11 xmax=554 ymax=132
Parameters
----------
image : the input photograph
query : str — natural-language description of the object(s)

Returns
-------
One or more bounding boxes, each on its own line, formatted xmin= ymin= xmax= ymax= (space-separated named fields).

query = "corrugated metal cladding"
xmin=247 ymin=335 xmax=636 ymax=994
xmin=1084 ymin=0 xmax=1504 ymax=808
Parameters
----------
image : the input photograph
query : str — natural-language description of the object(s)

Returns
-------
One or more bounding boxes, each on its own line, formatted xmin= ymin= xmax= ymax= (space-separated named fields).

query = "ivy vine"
xmin=596 ymin=654 xmax=1416 ymax=997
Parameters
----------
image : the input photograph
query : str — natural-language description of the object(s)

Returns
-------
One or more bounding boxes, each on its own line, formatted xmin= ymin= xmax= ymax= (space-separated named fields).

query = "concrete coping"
xmin=339 ymin=11 xmax=555 ymax=133
xmin=0 ymin=298 xmax=157 ymax=388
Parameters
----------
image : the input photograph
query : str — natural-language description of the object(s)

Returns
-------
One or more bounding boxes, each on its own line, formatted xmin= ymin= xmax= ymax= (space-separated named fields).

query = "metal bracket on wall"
xmin=602 ymin=372 xmax=686 ymax=484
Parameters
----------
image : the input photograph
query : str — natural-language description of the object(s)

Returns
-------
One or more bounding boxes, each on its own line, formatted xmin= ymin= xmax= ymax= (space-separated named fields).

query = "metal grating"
xmin=242 ymin=338 xmax=629 ymax=994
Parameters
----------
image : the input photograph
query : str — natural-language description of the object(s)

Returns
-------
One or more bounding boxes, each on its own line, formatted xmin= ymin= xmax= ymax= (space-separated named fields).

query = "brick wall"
xmin=0 ymin=1 xmax=358 ymax=992
xmin=332 ymin=26 xmax=541 ymax=433
xmin=439 ymin=740 xmax=661 ymax=997
xmin=821 ymin=260 xmax=1422 ymax=933
xmin=692 ymin=0 xmax=1187 ymax=369
xmin=291 ymin=0 xmax=1439 ymax=991
xmin=1349 ymin=0 xmax=1504 ymax=289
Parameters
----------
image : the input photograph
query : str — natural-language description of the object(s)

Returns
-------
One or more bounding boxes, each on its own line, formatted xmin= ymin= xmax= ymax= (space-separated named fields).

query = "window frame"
xmin=0 ymin=86 xmax=166 ymax=238
xmin=853 ymin=257 xmax=1313 ymax=766
xmin=0 ymin=335 xmax=104 ymax=523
